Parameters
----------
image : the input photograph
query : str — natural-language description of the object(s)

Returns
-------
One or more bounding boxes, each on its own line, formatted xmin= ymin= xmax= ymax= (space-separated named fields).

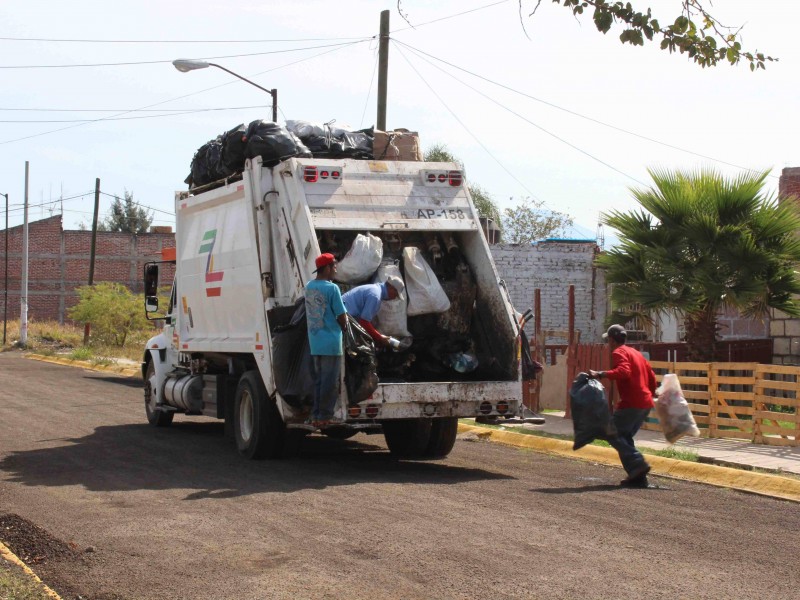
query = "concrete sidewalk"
xmin=508 ymin=412 xmax=800 ymax=476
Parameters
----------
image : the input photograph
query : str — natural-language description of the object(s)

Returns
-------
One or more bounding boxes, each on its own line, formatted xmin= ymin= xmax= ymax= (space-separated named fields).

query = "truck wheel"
xmin=144 ymin=360 xmax=173 ymax=427
xmin=234 ymin=371 xmax=297 ymax=459
xmin=324 ymin=427 xmax=358 ymax=441
xmin=423 ymin=417 xmax=458 ymax=459
xmin=382 ymin=419 xmax=432 ymax=459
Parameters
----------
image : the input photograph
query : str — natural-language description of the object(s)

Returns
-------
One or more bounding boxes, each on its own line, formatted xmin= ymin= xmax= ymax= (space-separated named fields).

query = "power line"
xmin=393 ymin=39 xmax=778 ymax=180
xmin=0 ymin=35 xmax=370 ymax=44
xmin=360 ymin=49 xmax=380 ymax=128
xmin=0 ymin=106 xmax=266 ymax=113
xmin=395 ymin=40 xmax=647 ymax=186
xmin=0 ymin=105 xmax=267 ymax=123
xmin=0 ymin=38 xmax=366 ymax=146
xmin=391 ymin=0 xmax=511 ymax=33
xmin=0 ymin=39 xmax=372 ymax=69
xmin=98 ymin=191 xmax=175 ymax=216
xmin=393 ymin=42 xmax=544 ymax=202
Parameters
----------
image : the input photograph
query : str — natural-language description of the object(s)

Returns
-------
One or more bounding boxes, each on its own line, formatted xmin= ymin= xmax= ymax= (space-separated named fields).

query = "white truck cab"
xmin=142 ymin=156 xmax=523 ymax=459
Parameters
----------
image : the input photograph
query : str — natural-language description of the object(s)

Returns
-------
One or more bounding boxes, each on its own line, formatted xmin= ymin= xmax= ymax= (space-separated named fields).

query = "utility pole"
xmin=1 ymin=191 xmax=7 ymax=346
xmin=20 ymin=162 xmax=29 ymax=346
xmin=376 ymin=9 xmax=390 ymax=131
xmin=84 ymin=177 xmax=100 ymax=345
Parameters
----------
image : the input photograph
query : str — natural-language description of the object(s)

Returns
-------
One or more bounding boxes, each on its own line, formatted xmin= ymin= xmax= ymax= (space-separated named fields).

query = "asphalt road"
xmin=0 ymin=352 xmax=797 ymax=600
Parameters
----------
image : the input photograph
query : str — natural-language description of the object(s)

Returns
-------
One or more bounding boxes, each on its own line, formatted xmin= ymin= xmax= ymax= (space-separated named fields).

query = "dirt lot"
xmin=0 ymin=351 xmax=797 ymax=600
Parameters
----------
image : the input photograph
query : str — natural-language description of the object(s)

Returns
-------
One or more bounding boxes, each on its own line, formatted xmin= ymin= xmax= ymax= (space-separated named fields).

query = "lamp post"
xmin=0 ymin=192 xmax=7 ymax=345
xmin=172 ymin=59 xmax=278 ymax=122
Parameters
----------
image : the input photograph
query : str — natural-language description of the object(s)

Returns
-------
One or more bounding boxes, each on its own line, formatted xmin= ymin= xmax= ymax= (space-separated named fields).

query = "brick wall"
xmin=490 ymin=241 xmax=607 ymax=342
xmin=0 ymin=216 xmax=175 ymax=323
xmin=779 ymin=167 xmax=800 ymax=200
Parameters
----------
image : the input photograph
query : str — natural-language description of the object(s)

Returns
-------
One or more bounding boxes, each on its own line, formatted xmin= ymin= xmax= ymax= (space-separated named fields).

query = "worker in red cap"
xmin=304 ymin=253 xmax=348 ymax=427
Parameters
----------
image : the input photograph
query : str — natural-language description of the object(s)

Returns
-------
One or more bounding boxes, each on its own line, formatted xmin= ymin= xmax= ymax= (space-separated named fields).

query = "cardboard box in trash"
xmin=373 ymin=129 xmax=423 ymax=161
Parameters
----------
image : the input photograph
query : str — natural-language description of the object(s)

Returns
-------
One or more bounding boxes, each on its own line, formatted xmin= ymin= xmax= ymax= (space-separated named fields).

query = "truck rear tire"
xmin=144 ymin=360 xmax=174 ymax=427
xmin=234 ymin=371 xmax=298 ymax=459
xmin=423 ymin=417 xmax=458 ymax=459
xmin=382 ymin=419 xmax=432 ymax=459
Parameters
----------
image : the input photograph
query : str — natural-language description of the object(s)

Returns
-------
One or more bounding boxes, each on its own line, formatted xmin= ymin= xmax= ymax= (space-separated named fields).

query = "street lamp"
xmin=172 ymin=59 xmax=278 ymax=122
xmin=0 ymin=192 xmax=7 ymax=345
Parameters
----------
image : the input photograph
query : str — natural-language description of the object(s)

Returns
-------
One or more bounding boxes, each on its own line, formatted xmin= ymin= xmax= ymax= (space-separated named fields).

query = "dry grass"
xmin=0 ymin=560 xmax=52 ymax=600
xmin=1 ymin=319 xmax=157 ymax=363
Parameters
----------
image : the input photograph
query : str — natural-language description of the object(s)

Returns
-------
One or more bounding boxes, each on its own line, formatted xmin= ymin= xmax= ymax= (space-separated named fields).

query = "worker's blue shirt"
xmin=304 ymin=279 xmax=346 ymax=356
xmin=342 ymin=283 xmax=388 ymax=322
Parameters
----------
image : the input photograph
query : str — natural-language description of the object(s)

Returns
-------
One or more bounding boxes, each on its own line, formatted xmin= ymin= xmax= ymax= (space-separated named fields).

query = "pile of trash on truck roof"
xmin=185 ymin=119 xmax=422 ymax=189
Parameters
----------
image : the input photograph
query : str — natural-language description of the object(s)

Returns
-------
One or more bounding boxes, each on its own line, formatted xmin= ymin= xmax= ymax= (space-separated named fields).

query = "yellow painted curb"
xmin=458 ymin=423 xmax=800 ymax=503
xmin=25 ymin=353 xmax=140 ymax=378
xmin=0 ymin=540 xmax=63 ymax=599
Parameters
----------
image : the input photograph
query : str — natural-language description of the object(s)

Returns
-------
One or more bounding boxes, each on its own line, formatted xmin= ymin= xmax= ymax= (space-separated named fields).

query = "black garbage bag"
xmin=343 ymin=315 xmax=379 ymax=405
xmin=244 ymin=120 xmax=301 ymax=167
xmin=290 ymin=132 xmax=313 ymax=158
xmin=569 ymin=373 xmax=617 ymax=450
xmin=186 ymin=137 xmax=230 ymax=187
xmin=520 ymin=329 xmax=543 ymax=381
xmin=221 ymin=123 xmax=247 ymax=173
xmin=272 ymin=301 xmax=314 ymax=409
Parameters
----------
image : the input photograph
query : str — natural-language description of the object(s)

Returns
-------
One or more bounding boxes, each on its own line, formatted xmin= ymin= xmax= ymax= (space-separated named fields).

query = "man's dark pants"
xmin=608 ymin=407 xmax=651 ymax=477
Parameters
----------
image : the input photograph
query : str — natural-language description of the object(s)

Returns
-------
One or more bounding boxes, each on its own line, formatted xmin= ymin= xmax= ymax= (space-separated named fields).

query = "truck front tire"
xmin=234 ymin=370 xmax=298 ymax=459
xmin=144 ymin=360 xmax=174 ymax=427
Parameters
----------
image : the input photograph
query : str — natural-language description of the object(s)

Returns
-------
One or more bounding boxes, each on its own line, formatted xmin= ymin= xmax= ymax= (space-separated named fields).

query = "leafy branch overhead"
xmin=534 ymin=0 xmax=775 ymax=70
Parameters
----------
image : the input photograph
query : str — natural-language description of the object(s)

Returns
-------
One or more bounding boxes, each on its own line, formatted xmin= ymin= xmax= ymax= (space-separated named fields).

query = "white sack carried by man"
xmin=402 ymin=246 xmax=451 ymax=316
xmin=655 ymin=373 xmax=700 ymax=443
xmin=334 ymin=233 xmax=383 ymax=284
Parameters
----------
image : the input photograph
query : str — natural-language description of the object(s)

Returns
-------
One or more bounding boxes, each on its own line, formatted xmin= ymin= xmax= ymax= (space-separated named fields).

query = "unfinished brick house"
xmin=0 ymin=215 xmax=175 ymax=323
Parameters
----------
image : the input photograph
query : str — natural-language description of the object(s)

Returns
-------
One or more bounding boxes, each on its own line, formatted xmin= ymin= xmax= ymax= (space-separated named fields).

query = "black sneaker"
xmin=625 ymin=463 xmax=651 ymax=483
xmin=620 ymin=476 xmax=650 ymax=488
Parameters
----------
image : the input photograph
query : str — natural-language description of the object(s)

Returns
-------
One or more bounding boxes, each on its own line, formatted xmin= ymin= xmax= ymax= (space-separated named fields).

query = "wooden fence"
xmin=642 ymin=361 xmax=800 ymax=446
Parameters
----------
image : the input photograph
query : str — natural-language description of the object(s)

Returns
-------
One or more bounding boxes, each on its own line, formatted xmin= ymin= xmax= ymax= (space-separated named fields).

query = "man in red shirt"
xmin=589 ymin=325 xmax=656 ymax=487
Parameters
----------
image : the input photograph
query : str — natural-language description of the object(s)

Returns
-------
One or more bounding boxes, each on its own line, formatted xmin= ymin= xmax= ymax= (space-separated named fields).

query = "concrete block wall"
xmin=489 ymin=241 xmax=606 ymax=343
xmin=772 ymin=168 xmax=800 ymax=364
xmin=0 ymin=215 xmax=176 ymax=323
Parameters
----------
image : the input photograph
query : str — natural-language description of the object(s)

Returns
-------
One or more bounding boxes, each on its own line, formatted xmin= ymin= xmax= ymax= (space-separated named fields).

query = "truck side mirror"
xmin=144 ymin=263 xmax=159 ymax=297
xmin=145 ymin=296 xmax=159 ymax=312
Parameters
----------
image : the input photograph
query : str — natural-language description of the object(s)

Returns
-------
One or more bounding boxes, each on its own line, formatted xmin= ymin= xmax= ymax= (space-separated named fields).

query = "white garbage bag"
xmin=285 ymin=119 xmax=326 ymax=138
xmin=372 ymin=260 xmax=410 ymax=337
xmin=655 ymin=373 xmax=700 ymax=444
xmin=334 ymin=233 xmax=383 ymax=284
xmin=403 ymin=246 xmax=451 ymax=316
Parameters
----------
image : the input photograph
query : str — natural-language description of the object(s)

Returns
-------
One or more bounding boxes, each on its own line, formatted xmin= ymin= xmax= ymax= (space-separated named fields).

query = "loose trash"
xmin=569 ymin=373 xmax=617 ymax=450
xmin=655 ymin=373 xmax=700 ymax=443
xmin=448 ymin=351 xmax=479 ymax=373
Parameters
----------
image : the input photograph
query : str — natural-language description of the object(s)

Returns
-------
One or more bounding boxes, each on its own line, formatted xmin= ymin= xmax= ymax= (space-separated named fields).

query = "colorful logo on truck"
xmin=199 ymin=229 xmax=224 ymax=297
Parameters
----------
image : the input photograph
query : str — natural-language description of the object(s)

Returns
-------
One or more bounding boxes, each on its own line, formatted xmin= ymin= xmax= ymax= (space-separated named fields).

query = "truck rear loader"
xmin=142 ymin=155 xmax=524 ymax=459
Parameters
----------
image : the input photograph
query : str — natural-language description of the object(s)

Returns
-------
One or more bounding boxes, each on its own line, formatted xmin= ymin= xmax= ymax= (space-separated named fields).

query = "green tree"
xmin=501 ymin=197 xmax=573 ymax=244
xmin=423 ymin=144 xmax=502 ymax=225
xmin=100 ymin=191 xmax=153 ymax=233
xmin=68 ymin=282 xmax=150 ymax=347
xmin=400 ymin=1 xmax=774 ymax=70
xmin=596 ymin=169 xmax=800 ymax=361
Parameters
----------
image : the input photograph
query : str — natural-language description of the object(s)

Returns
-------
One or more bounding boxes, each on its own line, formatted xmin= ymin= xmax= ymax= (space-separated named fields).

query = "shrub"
xmin=68 ymin=282 xmax=150 ymax=347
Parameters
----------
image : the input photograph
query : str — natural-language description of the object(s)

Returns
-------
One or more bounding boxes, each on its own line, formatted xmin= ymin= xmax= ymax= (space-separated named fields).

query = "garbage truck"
xmin=142 ymin=154 xmax=525 ymax=459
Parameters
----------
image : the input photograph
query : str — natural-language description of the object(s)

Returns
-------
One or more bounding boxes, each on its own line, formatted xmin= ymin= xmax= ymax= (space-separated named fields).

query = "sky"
xmin=0 ymin=0 xmax=797 ymax=244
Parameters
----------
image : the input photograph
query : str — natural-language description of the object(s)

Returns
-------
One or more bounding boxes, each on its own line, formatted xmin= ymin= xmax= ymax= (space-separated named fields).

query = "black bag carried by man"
xmin=569 ymin=372 xmax=617 ymax=450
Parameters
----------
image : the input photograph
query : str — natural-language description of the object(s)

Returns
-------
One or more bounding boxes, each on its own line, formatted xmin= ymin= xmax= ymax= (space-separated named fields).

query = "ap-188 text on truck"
xmin=142 ymin=147 xmax=527 ymax=460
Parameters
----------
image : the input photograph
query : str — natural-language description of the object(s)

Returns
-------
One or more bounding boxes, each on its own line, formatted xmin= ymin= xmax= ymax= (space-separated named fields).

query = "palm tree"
xmin=596 ymin=168 xmax=800 ymax=361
